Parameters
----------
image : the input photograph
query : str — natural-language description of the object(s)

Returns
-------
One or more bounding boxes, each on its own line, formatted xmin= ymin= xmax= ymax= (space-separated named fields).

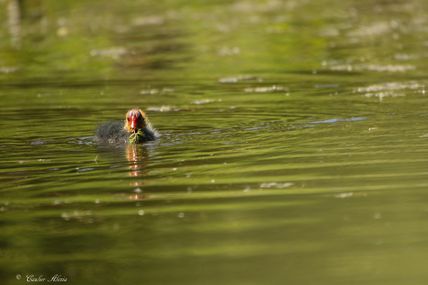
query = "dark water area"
xmin=2 ymin=0 xmax=428 ymax=284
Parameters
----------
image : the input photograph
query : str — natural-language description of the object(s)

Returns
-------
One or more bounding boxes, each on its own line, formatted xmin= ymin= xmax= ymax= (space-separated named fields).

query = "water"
xmin=2 ymin=0 xmax=428 ymax=284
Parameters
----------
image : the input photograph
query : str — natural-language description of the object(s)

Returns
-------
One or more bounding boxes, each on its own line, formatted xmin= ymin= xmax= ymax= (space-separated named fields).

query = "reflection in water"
xmin=95 ymin=142 xmax=151 ymax=199
xmin=126 ymin=144 xmax=149 ymax=178
xmin=6 ymin=0 xmax=21 ymax=47
xmin=126 ymin=144 xmax=149 ymax=200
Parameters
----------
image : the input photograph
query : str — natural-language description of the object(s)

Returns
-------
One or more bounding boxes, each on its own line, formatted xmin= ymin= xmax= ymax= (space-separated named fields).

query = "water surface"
xmin=2 ymin=0 xmax=428 ymax=284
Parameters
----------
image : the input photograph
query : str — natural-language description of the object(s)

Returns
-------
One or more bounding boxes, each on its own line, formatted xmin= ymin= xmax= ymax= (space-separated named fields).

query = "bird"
xmin=96 ymin=108 xmax=159 ymax=144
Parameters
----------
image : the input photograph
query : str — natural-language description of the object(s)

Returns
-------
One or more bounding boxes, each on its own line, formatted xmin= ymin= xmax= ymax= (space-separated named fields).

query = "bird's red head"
xmin=125 ymin=109 xmax=146 ymax=133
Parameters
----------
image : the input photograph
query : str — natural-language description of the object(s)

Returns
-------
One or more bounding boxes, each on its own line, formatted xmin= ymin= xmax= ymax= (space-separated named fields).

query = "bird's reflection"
xmin=95 ymin=142 xmax=152 ymax=200
xmin=126 ymin=144 xmax=149 ymax=178
xmin=125 ymin=144 xmax=149 ymax=200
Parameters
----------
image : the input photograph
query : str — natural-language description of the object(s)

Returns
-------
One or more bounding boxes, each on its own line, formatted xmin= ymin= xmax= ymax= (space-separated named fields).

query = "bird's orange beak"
xmin=129 ymin=116 xmax=137 ymax=132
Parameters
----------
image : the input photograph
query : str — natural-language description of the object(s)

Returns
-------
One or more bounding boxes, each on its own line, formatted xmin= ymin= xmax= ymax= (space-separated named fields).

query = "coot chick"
xmin=96 ymin=109 xmax=159 ymax=144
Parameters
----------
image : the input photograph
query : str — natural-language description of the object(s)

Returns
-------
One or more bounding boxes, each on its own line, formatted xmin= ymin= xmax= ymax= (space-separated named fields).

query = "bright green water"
xmin=2 ymin=0 xmax=428 ymax=284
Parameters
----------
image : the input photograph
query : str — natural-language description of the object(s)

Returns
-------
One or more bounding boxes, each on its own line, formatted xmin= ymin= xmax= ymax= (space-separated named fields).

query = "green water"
xmin=2 ymin=0 xmax=428 ymax=284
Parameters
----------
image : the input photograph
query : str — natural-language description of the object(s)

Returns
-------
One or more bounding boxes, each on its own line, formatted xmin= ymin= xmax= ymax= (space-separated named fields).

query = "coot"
xmin=96 ymin=108 xmax=159 ymax=144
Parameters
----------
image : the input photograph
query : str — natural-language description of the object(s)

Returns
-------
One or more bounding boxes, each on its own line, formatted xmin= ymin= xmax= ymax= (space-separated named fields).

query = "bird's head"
xmin=124 ymin=109 xmax=147 ymax=133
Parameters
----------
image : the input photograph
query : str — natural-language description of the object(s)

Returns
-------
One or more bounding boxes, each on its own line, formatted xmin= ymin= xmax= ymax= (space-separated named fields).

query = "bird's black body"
xmin=95 ymin=109 xmax=158 ymax=144
xmin=96 ymin=121 xmax=158 ymax=144
xmin=96 ymin=121 xmax=128 ymax=144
